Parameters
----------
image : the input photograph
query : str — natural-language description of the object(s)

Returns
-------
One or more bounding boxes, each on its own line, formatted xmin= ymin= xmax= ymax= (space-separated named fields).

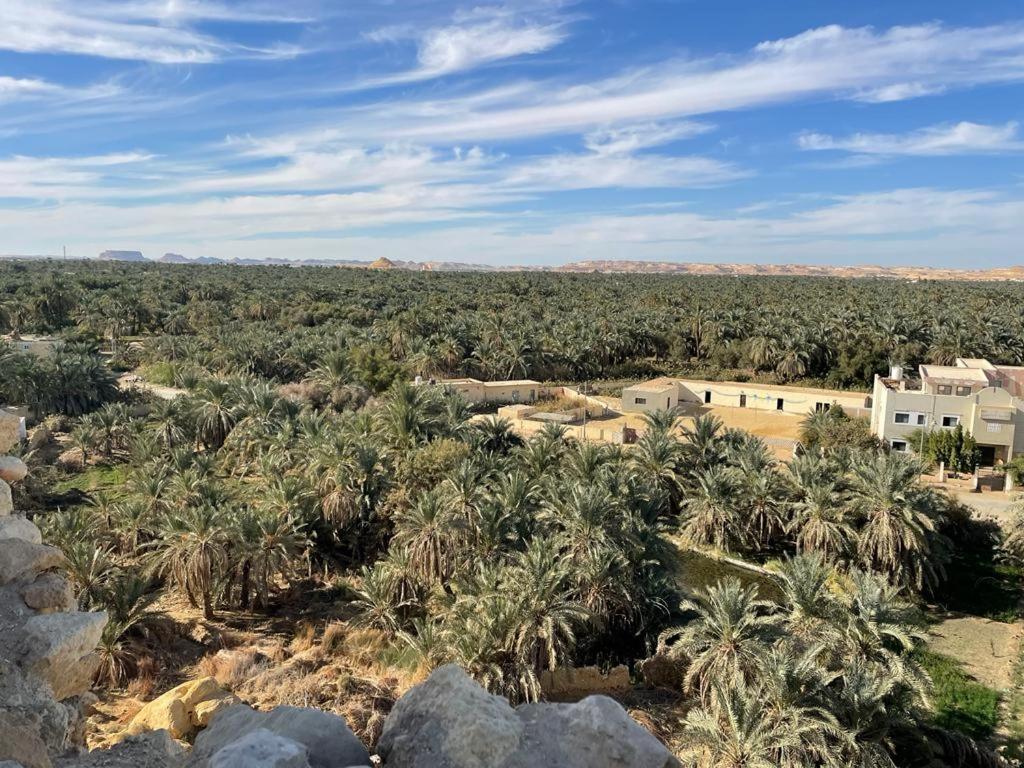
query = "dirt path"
xmin=117 ymin=373 xmax=187 ymax=401
xmin=928 ymin=615 xmax=1023 ymax=690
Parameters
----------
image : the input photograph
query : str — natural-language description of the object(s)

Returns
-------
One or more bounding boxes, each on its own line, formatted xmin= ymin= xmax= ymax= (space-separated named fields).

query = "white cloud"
xmin=0 ymin=0 xmax=306 ymax=63
xmin=799 ymin=121 xmax=1024 ymax=156
xmin=852 ymin=82 xmax=947 ymax=103
xmin=0 ymin=76 xmax=61 ymax=100
xmin=362 ymin=9 xmax=567 ymax=87
xmin=583 ymin=122 xmax=713 ymax=155
xmin=329 ymin=22 xmax=1024 ymax=143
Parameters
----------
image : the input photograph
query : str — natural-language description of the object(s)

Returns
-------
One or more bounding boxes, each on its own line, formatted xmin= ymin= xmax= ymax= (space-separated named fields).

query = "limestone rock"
xmin=377 ymin=665 xmax=680 ymax=768
xmin=20 ymin=574 xmax=75 ymax=614
xmin=125 ymin=678 xmax=229 ymax=741
xmin=55 ymin=730 xmax=186 ymax=768
xmin=0 ymin=660 xmax=72 ymax=757
xmin=209 ymin=728 xmax=310 ymax=768
xmin=0 ymin=709 xmax=50 ymax=768
xmin=0 ymin=541 xmax=63 ymax=586
xmin=188 ymin=705 xmax=370 ymax=768
xmin=192 ymin=696 xmax=240 ymax=729
xmin=21 ymin=612 xmax=107 ymax=701
xmin=0 ymin=518 xmax=42 ymax=546
xmin=0 ymin=479 xmax=12 ymax=516
xmin=376 ymin=664 xmax=523 ymax=768
xmin=0 ymin=458 xmax=28 ymax=485
xmin=514 ymin=695 xmax=679 ymax=768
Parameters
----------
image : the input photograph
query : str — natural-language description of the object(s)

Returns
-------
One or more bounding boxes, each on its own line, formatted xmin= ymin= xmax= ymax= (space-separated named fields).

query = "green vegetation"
xmin=5 ymin=260 xmax=1022 ymax=766
xmin=918 ymin=650 xmax=1001 ymax=741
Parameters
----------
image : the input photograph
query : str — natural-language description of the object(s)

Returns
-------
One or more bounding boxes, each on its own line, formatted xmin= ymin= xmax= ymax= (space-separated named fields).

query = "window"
xmin=937 ymin=384 xmax=952 ymax=395
xmin=915 ymin=413 xmax=926 ymax=425
xmin=894 ymin=412 xmax=910 ymax=424
xmin=891 ymin=440 xmax=908 ymax=452
xmin=704 ymin=390 xmax=712 ymax=404
xmin=666 ymin=398 xmax=672 ymax=409
xmin=956 ymin=385 xmax=971 ymax=397
xmin=987 ymin=422 xmax=1002 ymax=433
xmin=739 ymin=394 xmax=747 ymax=408
xmin=634 ymin=397 xmax=647 ymax=405
xmin=776 ymin=398 xmax=784 ymax=411
xmin=815 ymin=402 xmax=828 ymax=413
xmin=941 ymin=415 xmax=960 ymax=428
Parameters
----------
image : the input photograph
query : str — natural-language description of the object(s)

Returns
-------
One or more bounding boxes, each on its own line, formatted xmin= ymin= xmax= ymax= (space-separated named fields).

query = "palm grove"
xmin=2 ymin=259 xmax=1021 ymax=767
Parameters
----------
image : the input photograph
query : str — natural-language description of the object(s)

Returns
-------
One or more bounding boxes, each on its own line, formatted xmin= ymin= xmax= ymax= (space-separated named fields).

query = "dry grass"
xmin=198 ymin=648 xmax=269 ymax=690
xmin=289 ymin=621 xmax=317 ymax=654
xmin=322 ymin=621 xmax=348 ymax=654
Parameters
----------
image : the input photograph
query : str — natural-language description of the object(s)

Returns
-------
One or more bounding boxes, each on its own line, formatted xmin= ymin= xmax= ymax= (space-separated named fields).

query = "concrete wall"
xmin=677 ymin=379 xmax=869 ymax=417
xmin=620 ymin=385 xmax=679 ymax=414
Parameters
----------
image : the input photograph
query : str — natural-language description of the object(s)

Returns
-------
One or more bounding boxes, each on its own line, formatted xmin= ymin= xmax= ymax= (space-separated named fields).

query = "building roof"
xmin=920 ymin=365 xmax=990 ymax=383
xmin=626 ymin=377 xmax=679 ymax=393
xmin=956 ymin=358 xmax=996 ymax=370
xmin=483 ymin=380 xmax=539 ymax=387
xmin=678 ymin=378 xmax=869 ymax=398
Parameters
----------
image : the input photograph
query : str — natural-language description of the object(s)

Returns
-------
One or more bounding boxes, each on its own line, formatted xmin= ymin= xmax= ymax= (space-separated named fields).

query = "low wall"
xmin=539 ymin=664 xmax=631 ymax=700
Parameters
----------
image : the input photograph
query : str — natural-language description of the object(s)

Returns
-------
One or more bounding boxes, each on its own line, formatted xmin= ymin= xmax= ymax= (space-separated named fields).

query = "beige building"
xmin=871 ymin=359 xmax=1024 ymax=465
xmin=415 ymin=377 xmax=542 ymax=405
xmin=2 ymin=333 xmax=59 ymax=358
xmin=622 ymin=377 xmax=871 ymax=418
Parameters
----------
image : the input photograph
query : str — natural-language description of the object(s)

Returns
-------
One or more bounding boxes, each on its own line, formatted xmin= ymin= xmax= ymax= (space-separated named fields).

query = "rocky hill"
xmin=0 ymin=448 xmax=678 ymax=768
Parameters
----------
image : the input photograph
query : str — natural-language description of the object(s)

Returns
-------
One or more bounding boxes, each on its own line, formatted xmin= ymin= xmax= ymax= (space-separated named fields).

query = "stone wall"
xmin=0 ymin=453 xmax=106 ymax=768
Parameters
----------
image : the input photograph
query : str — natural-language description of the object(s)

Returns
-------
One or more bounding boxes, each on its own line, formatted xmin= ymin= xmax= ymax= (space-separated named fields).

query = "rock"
xmin=21 ymin=612 xmax=107 ymax=701
xmin=0 ymin=710 xmax=50 ymax=768
xmin=0 ymin=518 xmax=42 ymax=546
xmin=377 ymin=664 xmax=523 ymax=768
xmin=0 ymin=660 xmax=72 ymax=757
xmin=125 ymin=678 xmax=228 ymax=741
xmin=56 ymin=730 xmax=186 ymax=768
xmin=515 ymin=695 xmax=680 ymax=768
xmin=28 ymin=426 xmax=50 ymax=452
xmin=377 ymin=665 xmax=680 ymax=768
xmin=192 ymin=696 xmax=239 ymax=729
xmin=0 ymin=479 xmax=12 ymax=516
xmin=189 ymin=705 xmax=370 ymax=768
xmin=0 ymin=541 xmax=63 ymax=586
xmin=0 ymin=458 xmax=28 ymax=485
xmin=209 ymin=729 xmax=310 ymax=768
xmin=20 ymin=574 xmax=75 ymax=614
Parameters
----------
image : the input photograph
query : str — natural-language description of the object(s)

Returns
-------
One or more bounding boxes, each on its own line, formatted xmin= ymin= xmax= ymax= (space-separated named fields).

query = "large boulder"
xmin=0 ymin=457 xmax=28 ymax=485
xmin=55 ymin=730 xmax=186 ymax=768
xmin=125 ymin=678 xmax=234 ymax=741
xmin=0 ymin=541 xmax=62 ymax=586
xmin=0 ymin=517 xmax=42 ymax=546
xmin=0 ymin=660 xmax=74 ymax=758
xmin=377 ymin=665 xmax=680 ymax=768
xmin=0 ymin=709 xmax=50 ymax=768
xmin=377 ymin=665 xmax=523 ymax=768
xmin=209 ymin=728 xmax=310 ymax=768
xmin=188 ymin=705 xmax=370 ymax=768
xmin=20 ymin=612 xmax=107 ymax=701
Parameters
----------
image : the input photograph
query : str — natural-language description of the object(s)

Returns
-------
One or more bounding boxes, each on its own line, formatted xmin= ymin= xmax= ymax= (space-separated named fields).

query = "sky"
xmin=1 ymin=1 xmax=1024 ymax=267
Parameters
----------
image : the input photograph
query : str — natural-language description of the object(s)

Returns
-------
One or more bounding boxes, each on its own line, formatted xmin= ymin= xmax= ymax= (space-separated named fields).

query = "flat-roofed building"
xmin=415 ymin=377 xmax=542 ymax=405
xmin=622 ymin=377 xmax=871 ymax=418
xmin=2 ymin=333 xmax=59 ymax=358
xmin=871 ymin=358 xmax=1024 ymax=465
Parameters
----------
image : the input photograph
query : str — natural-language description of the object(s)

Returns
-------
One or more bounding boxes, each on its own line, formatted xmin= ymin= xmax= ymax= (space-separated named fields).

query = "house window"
xmin=941 ymin=415 xmax=960 ymax=428
xmin=666 ymin=397 xmax=672 ymax=409
xmin=815 ymin=402 xmax=829 ymax=413
xmin=894 ymin=412 xmax=910 ymax=424
xmin=891 ymin=440 xmax=908 ymax=452
xmin=915 ymin=413 xmax=926 ymax=425
xmin=937 ymin=384 xmax=952 ymax=395
xmin=987 ymin=423 xmax=1002 ymax=433
xmin=634 ymin=397 xmax=647 ymax=405
xmin=704 ymin=390 xmax=712 ymax=404
xmin=739 ymin=394 xmax=747 ymax=408
xmin=956 ymin=386 xmax=971 ymax=397
xmin=776 ymin=398 xmax=784 ymax=411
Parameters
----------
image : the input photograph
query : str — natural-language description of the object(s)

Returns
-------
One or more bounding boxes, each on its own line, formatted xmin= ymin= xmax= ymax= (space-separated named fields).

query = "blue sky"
xmin=2 ymin=1 xmax=1024 ymax=267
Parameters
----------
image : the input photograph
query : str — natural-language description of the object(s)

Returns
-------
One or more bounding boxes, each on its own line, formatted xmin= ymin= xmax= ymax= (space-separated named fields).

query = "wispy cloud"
xmin=361 ymin=7 xmax=568 ymax=87
xmin=329 ymin=22 xmax=1024 ymax=143
xmin=0 ymin=0 xmax=307 ymax=63
xmin=799 ymin=121 xmax=1024 ymax=156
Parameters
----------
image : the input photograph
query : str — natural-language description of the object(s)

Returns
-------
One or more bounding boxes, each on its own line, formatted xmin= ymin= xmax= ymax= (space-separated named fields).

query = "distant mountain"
xmin=368 ymin=257 xmax=396 ymax=270
xmin=553 ymin=260 xmax=1024 ymax=281
xmin=159 ymin=253 xmax=189 ymax=263
xmin=98 ymin=250 xmax=146 ymax=262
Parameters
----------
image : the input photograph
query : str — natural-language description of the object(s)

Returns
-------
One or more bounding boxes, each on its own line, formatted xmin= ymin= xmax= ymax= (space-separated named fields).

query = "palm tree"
xmin=193 ymin=379 xmax=239 ymax=449
xmin=393 ymin=490 xmax=465 ymax=584
xmin=147 ymin=504 xmax=231 ymax=618
xmin=232 ymin=508 xmax=310 ymax=609
xmin=680 ymin=466 xmax=745 ymax=552
xmin=849 ymin=454 xmax=944 ymax=590
xmin=661 ymin=578 xmax=782 ymax=701
xmin=790 ymin=481 xmax=855 ymax=561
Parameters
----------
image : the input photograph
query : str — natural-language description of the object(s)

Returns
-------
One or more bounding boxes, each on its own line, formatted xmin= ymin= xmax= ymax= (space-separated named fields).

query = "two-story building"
xmin=871 ymin=358 xmax=1024 ymax=465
